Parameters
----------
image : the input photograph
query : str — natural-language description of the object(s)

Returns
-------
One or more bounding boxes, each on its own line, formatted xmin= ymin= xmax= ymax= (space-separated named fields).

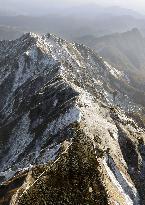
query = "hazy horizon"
xmin=0 ymin=0 xmax=145 ymax=15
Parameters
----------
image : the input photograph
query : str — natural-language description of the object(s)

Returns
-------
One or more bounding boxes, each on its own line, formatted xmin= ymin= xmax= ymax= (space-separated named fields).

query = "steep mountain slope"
xmin=1 ymin=10 xmax=145 ymax=40
xmin=0 ymin=33 xmax=145 ymax=204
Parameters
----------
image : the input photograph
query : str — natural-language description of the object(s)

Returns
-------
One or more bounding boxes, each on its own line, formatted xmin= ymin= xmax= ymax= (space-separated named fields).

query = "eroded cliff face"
xmin=0 ymin=33 xmax=145 ymax=205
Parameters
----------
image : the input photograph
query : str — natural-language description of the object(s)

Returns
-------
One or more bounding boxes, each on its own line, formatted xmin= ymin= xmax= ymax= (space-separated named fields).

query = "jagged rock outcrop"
xmin=0 ymin=33 xmax=145 ymax=204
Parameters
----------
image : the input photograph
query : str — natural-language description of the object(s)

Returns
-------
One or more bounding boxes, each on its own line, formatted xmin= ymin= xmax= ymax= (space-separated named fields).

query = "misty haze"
xmin=0 ymin=1 xmax=145 ymax=205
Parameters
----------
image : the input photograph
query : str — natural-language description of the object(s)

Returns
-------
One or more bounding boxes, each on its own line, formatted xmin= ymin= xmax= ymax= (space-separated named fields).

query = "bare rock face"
xmin=0 ymin=33 xmax=145 ymax=205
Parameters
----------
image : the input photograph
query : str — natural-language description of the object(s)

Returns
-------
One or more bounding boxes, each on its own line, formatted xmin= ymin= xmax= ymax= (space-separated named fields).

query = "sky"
xmin=1 ymin=0 xmax=145 ymax=14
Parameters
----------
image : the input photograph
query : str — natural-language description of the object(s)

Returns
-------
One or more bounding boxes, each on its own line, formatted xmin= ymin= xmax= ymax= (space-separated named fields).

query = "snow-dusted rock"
xmin=0 ymin=33 xmax=145 ymax=205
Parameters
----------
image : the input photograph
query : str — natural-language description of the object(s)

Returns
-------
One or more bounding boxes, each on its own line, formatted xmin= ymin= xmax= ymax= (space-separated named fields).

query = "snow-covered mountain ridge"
xmin=0 ymin=32 xmax=145 ymax=205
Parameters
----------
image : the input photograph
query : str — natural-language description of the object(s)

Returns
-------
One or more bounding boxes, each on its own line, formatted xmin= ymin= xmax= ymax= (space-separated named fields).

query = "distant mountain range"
xmin=0 ymin=25 xmax=23 ymax=40
xmin=0 ymin=4 xmax=145 ymax=41
xmin=76 ymin=28 xmax=145 ymax=89
xmin=1 ymin=3 xmax=144 ymax=17
xmin=62 ymin=4 xmax=144 ymax=19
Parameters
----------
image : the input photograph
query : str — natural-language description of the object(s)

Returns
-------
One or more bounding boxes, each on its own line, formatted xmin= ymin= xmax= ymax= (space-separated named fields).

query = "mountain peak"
xmin=0 ymin=32 xmax=145 ymax=204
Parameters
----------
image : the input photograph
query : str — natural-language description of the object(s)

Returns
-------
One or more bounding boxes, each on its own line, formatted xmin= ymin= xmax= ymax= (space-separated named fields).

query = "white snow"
xmin=59 ymin=65 xmax=65 ymax=76
xmin=44 ymin=106 xmax=81 ymax=136
xmin=78 ymin=90 xmax=119 ymax=141
xmin=1 ymin=113 xmax=33 ymax=172
xmin=39 ymin=144 xmax=61 ymax=162
xmin=104 ymin=61 xmax=124 ymax=79
xmin=103 ymin=155 xmax=140 ymax=205
xmin=121 ymin=171 xmax=139 ymax=201
xmin=25 ymin=46 xmax=38 ymax=61
xmin=0 ymin=168 xmax=16 ymax=181
xmin=53 ymin=99 xmax=58 ymax=107
xmin=89 ymin=187 xmax=93 ymax=193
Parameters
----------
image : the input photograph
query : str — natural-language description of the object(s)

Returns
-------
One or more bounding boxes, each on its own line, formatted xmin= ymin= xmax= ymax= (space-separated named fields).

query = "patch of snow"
xmin=44 ymin=106 xmax=81 ymax=136
xmin=103 ymin=155 xmax=140 ymax=205
xmin=104 ymin=90 xmax=114 ymax=104
xmin=109 ymin=129 xmax=118 ymax=141
xmin=0 ymin=113 xmax=33 ymax=172
xmin=25 ymin=46 xmax=38 ymax=61
xmin=121 ymin=171 xmax=139 ymax=201
xmin=35 ymin=139 xmax=41 ymax=159
xmin=53 ymin=99 xmax=58 ymax=107
xmin=0 ymin=168 xmax=16 ymax=182
xmin=93 ymin=78 xmax=103 ymax=86
xmin=39 ymin=144 xmax=61 ymax=163
xmin=80 ymin=91 xmax=95 ymax=107
xmin=103 ymin=89 xmax=142 ymax=113
xmin=79 ymin=91 xmax=118 ymax=138
xmin=114 ymin=202 xmax=120 ymax=205
xmin=59 ymin=64 xmax=65 ymax=76
xmin=104 ymin=61 xmax=124 ymax=79
xmin=89 ymin=187 xmax=93 ymax=193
